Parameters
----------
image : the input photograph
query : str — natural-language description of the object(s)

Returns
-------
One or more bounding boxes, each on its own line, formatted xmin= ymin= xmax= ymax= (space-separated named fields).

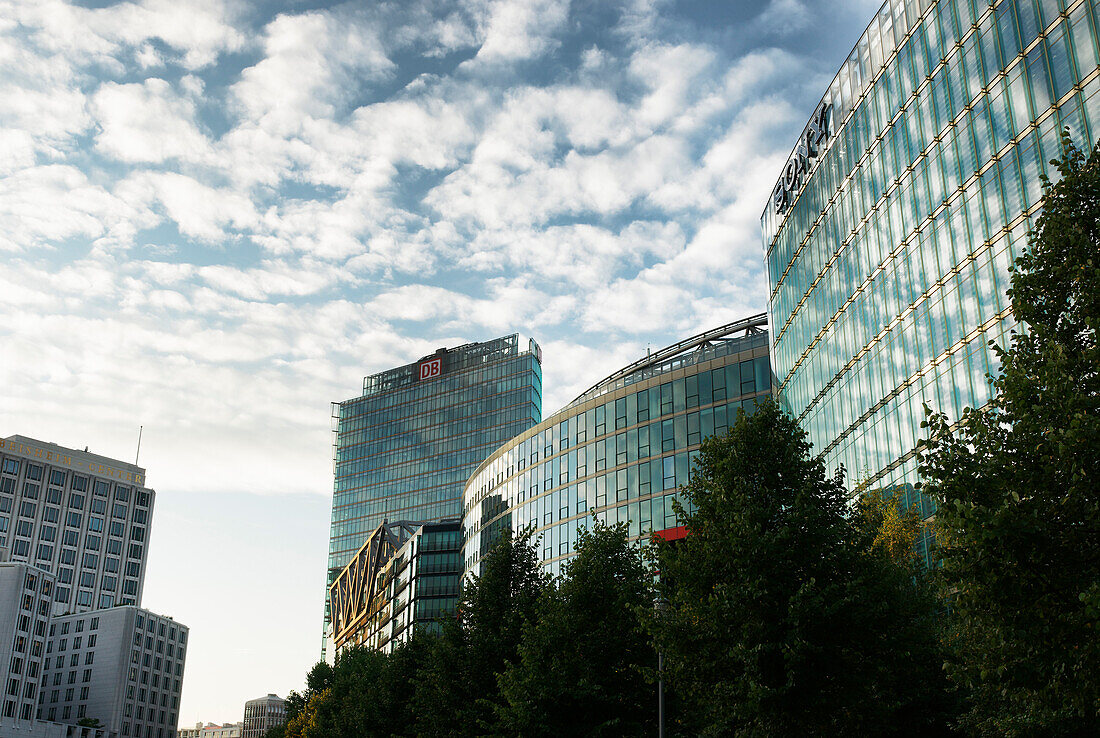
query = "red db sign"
xmin=419 ymin=358 xmax=442 ymax=381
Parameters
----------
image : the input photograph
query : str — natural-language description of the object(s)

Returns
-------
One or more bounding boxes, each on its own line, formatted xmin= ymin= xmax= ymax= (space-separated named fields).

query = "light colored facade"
xmin=762 ymin=0 xmax=1100 ymax=549
xmin=178 ymin=722 xmax=240 ymax=738
xmin=37 ymin=607 xmax=187 ymax=738
xmin=462 ymin=316 xmax=772 ymax=578
xmin=0 ymin=563 xmax=55 ymax=729
xmin=0 ymin=436 xmax=187 ymax=738
xmin=0 ymin=436 xmax=153 ymax=614
xmin=241 ymin=695 xmax=284 ymax=738
xmin=0 ymin=718 xmax=103 ymax=737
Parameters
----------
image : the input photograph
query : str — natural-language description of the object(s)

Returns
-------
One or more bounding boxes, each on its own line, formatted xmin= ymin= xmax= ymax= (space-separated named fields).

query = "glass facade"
xmin=330 ymin=520 xmax=461 ymax=654
xmin=462 ymin=317 xmax=772 ymax=579
xmin=324 ymin=334 xmax=542 ymax=650
xmin=762 ymin=0 xmax=1100 ymax=540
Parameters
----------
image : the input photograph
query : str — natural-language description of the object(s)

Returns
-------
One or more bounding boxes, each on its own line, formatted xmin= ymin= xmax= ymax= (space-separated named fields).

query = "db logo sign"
xmin=419 ymin=358 xmax=442 ymax=381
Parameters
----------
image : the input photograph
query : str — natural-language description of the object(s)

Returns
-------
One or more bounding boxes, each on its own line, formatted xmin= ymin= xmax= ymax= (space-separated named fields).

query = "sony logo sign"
xmin=771 ymin=101 xmax=832 ymax=215
xmin=419 ymin=357 xmax=442 ymax=381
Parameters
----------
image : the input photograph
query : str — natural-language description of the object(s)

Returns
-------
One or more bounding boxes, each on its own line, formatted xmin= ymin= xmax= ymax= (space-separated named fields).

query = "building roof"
xmin=568 ymin=313 xmax=768 ymax=408
xmin=2 ymin=434 xmax=147 ymax=479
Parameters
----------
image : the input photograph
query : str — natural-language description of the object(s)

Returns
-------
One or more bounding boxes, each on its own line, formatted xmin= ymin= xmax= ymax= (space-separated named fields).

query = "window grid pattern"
xmin=0 ymin=444 xmax=152 ymax=615
xmin=38 ymin=608 xmax=186 ymax=738
xmin=324 ymin=336 xmax=542 ymax=651
xmin=1 ymin=564 xmax=52 ymax=726
xmin=762 ymin=0 xmax=1100 ymax=496
xmin=462 ymin=338 xmax=771 ymax=580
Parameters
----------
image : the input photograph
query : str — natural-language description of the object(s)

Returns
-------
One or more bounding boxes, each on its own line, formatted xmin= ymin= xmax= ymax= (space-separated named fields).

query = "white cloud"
xmin=231 ymin=11 xmax=394 ymax=136
xmin=0 ymin=165 xmax=152 ymax=248
xmin=628 ymin=42 xmax=717 ymax=131
xmin=8 ymin=0 xmax=245 ymax=69
xmin=91 ymin=79 xmax=212 ymax=164
xmin=124 ymin=171 xmax=259 ymax=243
xmin=471 ymin=0 xmax=569 ymax=63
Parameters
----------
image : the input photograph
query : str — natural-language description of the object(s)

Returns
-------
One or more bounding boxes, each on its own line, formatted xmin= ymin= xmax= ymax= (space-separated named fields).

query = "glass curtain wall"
xmin=462 ymin=320 xmax=771 ymax=579
xmin=324 ymin=335 xmax=542 ymax=653
xmin=762 ymin=0 xmax=1100 ymax=558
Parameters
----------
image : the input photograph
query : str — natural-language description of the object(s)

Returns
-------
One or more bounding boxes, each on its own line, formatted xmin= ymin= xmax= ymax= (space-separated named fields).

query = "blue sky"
xmin=1 ymin=0 xmax=880 ymax=724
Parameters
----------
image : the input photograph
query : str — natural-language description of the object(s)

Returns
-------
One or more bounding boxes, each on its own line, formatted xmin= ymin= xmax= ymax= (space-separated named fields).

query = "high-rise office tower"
xmin=761 ymin=0 xmax=1100 ymax=556
xmin=0 ymin=436 xmax=153 ymax=614
xmin=323 ymin=334 xmax=542 ymax=653
xmin=0 ymin=435 xmax=188 ymax=737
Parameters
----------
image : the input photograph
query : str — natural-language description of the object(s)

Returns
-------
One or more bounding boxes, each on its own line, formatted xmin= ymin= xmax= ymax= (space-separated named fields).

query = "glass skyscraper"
xmin=323 ymin=334 xmax=542 ymax=650
xmin=762 ymin=0 xmax=1100 ymax=551
xmin=461 ymin=316 xmax=771 ymax=579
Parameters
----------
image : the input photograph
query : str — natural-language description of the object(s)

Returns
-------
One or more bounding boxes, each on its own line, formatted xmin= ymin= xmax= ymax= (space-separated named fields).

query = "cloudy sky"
xmin=1 ymin=0 xmax=879 ymax=725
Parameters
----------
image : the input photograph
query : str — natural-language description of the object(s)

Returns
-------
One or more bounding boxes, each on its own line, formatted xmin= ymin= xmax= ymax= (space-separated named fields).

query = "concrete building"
xmin=37 ymin=608 xmax=187 ymax=738
xmin=241 ymin=695 xmax=284 ymax=738
xmin=0 ymin=563 xmax=54 ymax=729
xmin=0 ymin=436 xmax=153 ymax=614
xmin=178 ymin=723 xmax=240 ymax=738
xmin=0 ymin=436 xmax=188 ymax=738
xmin=323 ymin=334 xmax=542 ymax=655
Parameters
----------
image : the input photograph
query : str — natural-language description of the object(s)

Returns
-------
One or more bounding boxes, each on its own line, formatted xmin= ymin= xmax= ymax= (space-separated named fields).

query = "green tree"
xmin=920 ymin=131 xmax=1100 ymax=735
xmin=413 ymin=529 xmax=547 ymax=736
xmin=650 ymin=398 xmax=950 ymax=736
xmin=281 ymin=660 xmax=333 ymax=738
xmin=497 ymin=520 xmax=655 ymax=736
xmin=855 ymin=485 xmax=926 ymax=566
xmin=282 ymin=642 xmax=430 ymax=738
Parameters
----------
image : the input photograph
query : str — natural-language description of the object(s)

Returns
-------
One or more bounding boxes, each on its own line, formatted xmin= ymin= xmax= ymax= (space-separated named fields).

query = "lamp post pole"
xmin=656 ymin=592 xmax=667 ymax=738
xmin=658 ymin=647 xmax=665 ymax=738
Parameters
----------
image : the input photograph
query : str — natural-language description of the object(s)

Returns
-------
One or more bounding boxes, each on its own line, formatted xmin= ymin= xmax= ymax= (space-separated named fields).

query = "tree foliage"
xmin=279 ymin=642 xmax=428 ymax=738
xmin=412 ymin=528 xmax=547 ymax=737
xmin=497 ymin=520 xmax=655 ymax=736
xmin=920 ymin=131 xmax=1100 ymax=735
xmin=650 ymin=398 xmax=950 ymax=737
xmin=855 ymin=485 xmax=926 ymax=567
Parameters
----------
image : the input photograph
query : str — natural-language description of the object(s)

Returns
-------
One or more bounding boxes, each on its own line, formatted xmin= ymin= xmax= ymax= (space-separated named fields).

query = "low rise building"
xmin=241 ymin=695 xmax=284 ymax=738
xmin=178 ymin=722 xmax=241 ymax=738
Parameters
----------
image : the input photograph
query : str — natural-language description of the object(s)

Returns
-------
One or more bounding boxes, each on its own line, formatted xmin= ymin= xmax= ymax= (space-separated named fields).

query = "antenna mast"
xmin=135 ymin=426 xmax=143 ymax=466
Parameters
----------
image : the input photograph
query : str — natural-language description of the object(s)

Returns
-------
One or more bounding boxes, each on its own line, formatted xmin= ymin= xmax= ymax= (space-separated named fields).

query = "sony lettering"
xmin=772 ymin=101 xmax=832 ymax=215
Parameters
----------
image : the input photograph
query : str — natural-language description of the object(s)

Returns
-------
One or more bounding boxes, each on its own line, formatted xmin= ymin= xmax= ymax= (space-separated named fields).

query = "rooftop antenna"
xmin=135 ymin=426 xmax=143 ymax=466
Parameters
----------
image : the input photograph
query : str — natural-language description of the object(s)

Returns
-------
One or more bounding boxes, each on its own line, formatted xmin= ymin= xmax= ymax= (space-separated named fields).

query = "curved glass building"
xmin=762 ymin=0 xmax=1100 ymax=529
xmin=461 ymin=315 xmax=772 ymax=578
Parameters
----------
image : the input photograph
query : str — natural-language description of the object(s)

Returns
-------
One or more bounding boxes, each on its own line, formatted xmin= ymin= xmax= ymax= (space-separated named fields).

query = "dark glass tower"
xmin=323 ymin=334 xmax=542 ymax=652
